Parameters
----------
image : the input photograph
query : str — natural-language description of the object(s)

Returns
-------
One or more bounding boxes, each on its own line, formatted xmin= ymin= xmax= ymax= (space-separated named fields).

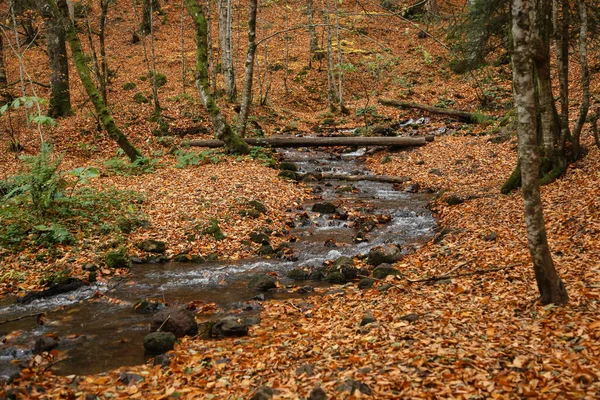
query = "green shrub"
xmin=105 ymin=250 xmax=131 ymax=269
xmin=122 ymin=82 xmax=137 ymax=90
xmin=133 ymin=92 xmax=149 ymax=104
xmin=104 ymin=156 xmax=159 ymax=175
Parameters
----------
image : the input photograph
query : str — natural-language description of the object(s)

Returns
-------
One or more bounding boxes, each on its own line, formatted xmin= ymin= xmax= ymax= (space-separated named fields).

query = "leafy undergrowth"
xmin=4 ymin=136 xmax=599 ymax=399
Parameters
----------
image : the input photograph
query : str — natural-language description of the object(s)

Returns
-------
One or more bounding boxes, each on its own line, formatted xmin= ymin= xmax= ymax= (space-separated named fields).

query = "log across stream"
xmin=0 ymin=147 xmax=436 ymax=377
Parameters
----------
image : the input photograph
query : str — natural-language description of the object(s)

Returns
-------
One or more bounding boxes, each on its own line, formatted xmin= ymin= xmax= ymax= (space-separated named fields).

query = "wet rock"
xmin=0 ymin=364 xmax=22 ymax=385
xmin=360 ymin=313 xmax=376 ymax=326
xmin=278 ymin=170 xmax=299 ymax=181
xmin=248 ymin=274 xmax=278 ymax=291
xmin=119 ymin=372 xmax=144 ymax=385
xmin=153 ymin=353 xmax=172 ymax=368
xmin=445 ymin=194 xmax=464 ymax=206
xmin=372 ymin=263 xmax=402 ymax=279
xmin=367 ymin=244 xmax=402 ymax=266
xmin=231 ymin=301 xmax=262 ymax=312
xmin=296 ymin=285 xmax=314 ymax=294
xmin=325 ymin=271 xmax=346 ymax=284
xmin=173 ymin=254 xmax=205 ymax=263
xmin=335 ymin=185 xmax=355 ymax=193
xmin=137 ymin=239 xmax=166 ymax=253
xmin=332 ymin=256 xmax=353 ymax=268
xmin=145 ymin=255 xmax=170 ymax=264
xmin=279 ymin=162 xmax=298 ymax=172
xmin=308 ymin=267 xmax=327 ymax=281
xmin=358 ymin=278 xmax=375 ymax=290
xmin=308 ymin=387 xmax=327 ymax=400
xmin=134 ymin=299 xmax=166 ymax=314
xmin=18 ymin=278 xmax=87 ymax=304
xmin=400 ymin=313 xmax=420 ymax=322
xmin=211 ymin=317 xmax=249 ymax=338
xmin=104 ymin=251 xmax=131 ymax=269
xmin=404 ymin=183 xmax=420 ymax=193
xmin=143 ymin=332 xmax=176 ymax=355
xmin=287 ymin=268 xmax=310 ymax=280
xmin=34 ymin=336 xmax=59 ymax=354
xmin=311 ymin=202 xmax=337 ymax=214
xmin=251 ymin=386 xmax=274 ymax=400
xmin=253 ymin=293 xmax=266 ymax=301
xmin=257 ymin=244 xmax=275 ymax=256
xmin=150 ymin=307 xmax=198 ymax=337
xmin=83 ymin=263 xmax=96 ymax=272
xmin=249 ymin=231 xmax=270 ymax=244
xmin=130 ymin=256 xmax=144 ymax=264
xmin=295 ymin=363 xmax=315 ymax=376
xmin=302 ymin=173 xmax=320 ymax=183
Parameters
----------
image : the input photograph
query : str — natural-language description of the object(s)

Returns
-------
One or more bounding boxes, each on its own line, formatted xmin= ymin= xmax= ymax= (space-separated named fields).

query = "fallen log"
xmin=189 ymin=135 xmax=433 ymax=148
xmin=378 ymin=99 xmax=487 ymax=124
xmin=319 ymin=173 xmax=410 ymax=184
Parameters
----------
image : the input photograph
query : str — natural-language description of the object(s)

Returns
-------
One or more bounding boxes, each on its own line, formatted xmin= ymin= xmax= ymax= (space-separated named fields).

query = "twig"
xmin=157 ymin=315 xmax=171 ymax=332
xmin=0 ymin=312 xmax=43 ymax=325
xmin=407 ymin=264 xmax=521 ymax=283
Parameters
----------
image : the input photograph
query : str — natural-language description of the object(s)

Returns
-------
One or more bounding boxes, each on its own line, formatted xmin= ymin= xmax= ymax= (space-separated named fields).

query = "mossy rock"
xmin=257 ymin=244 xmax=275 ymax=256
xmin=288 ymin=268 xmax=310 ymax=280
xmin=312 ymin=202 xmax=337 ymax=214
xmin=150 ymin=72 xmax=167 ymax=87
xmin=173 ymin=254 xmax=205 ymax=263
xmin=372 ymin=264 xmax=402 ymax=279
xmin=122 ymin=82 xmax=137 ymax=90
xmin=367 ymin=244 xmax=402 ymax=266
xmin=279 ymin=162 xmax=299 ymax=172
xmin=137 ymin=239 xmax=166 ymax=253
xmin=278 ymin=170 xmax=299 ymax=181
xmin=248 ymin=274 xmax=278 ymax=291
xmin=325 ymin=271 xmax=346 ymax=284
xmin=335 ymin=185 xmax=355 ymax=193
xmin=248 ymin=200 xmax=267 ymax=215
xmin=203 ymin=219 xmax=226 ymax=240
xmin=143 ymin=332 xmax=176 ymax=355
xmin=105 ymin=251 xmax=130 ymax=269
xmin=249 ymin=231 xmax=269 ymax=244
xmin=445 ymin=195 xmax=464 ymax=206
xmin=308 ymin=267 xmax=327 ymax=280
xmin=358 ymin=278 xmax=375 ymax=290
xmin=133 ymin=92 xmax=149 ymax=104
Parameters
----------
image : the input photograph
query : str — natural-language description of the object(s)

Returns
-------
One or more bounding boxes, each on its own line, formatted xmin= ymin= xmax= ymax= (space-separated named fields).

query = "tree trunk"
xmin=0 ymin=35 xmax=7 ymax=87
xmin=425 ymin=0 xmax=439 ymax=15
xmin=218 ymin=0 xmax=236 ymax=100
xmin=306 ymin=0 xmax=318 ymax=68
xmin=51 ymin=0 xmax=142 ymax=161
xmin=237 ymin=0 xmax=258 ymax=138
xmin=571 ymin=0 xmax=590 ymax=161
xmin=325 ymin=0 xmax=335 ymax=111
xmin=511 ymin=0 xmax=568 ymax=305
xmin=205 ymin=0 xmax=217 ymax=95
xmin=184 ymin=0 xmax=249 ymax=154
xmin=99 ymin=0 xmax=110 ymax=104
xmin=378 ymin=99 xmax=487 ymax=123
xmin=38 ymin=0 xmax=72 ymax=118
xmin=189 ymin=135 xmax=431 ymax=148
xmin=553 ymin=0 xmax=570 ymax=149
xmin=141 ymin=0 xmax=161 ymax=35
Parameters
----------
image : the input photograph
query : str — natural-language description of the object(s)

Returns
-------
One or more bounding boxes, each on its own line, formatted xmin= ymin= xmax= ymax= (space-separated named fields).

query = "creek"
xmin=0 ymin=147 xmax=435 ymax=379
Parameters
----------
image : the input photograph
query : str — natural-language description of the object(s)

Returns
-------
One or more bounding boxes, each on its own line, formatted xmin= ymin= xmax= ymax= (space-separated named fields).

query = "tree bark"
xmin=237 ymin=0 xmax=258 ymax=138
xmin=0 ymin=35 xmax=7 ymax=87
xmin=189 ymin=135 xmax=431 ymax=148
xmin=553 ymin=0 xmax=570 ymax=148
xmin=184 ymin=0 xmax=249 ymax=154
xmin=306 ymin=0 xmax=318 ymax=68
xmin=218 ymin=0 xmax=236 ymax=100
xmin=38 ymin=0 xmax=73 ymax=118
xmin=571 ymin=0 xmax=590 ymax=161
xmin=141 ymin=0 xmax=161 ymax=35
xmin=511 ymin=0 xmax=568 ymax=305
xmin=378 ymin=99 xmax=487 ymax=123
xmin=52 ymin=0 xmax=142 ymax=161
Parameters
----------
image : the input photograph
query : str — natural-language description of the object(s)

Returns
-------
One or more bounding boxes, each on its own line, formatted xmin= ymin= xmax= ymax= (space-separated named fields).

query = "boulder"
xmin=372 ymin=263 xmax=402 ymax=279
xmin=137 ymin=239 xmax=166 ymax=253
xmin=357 ymin=278 xmax=375 ymax=290
xmin=278 ymin=170 xmax=299 ymax=181
xmin=325 ymin=271 xmax=346 ymax=284
xmin=445 ymin=194 xmax=464 ymax=206
xmin=367 ymin=244 xmax=402 ymax=266
xmin=279 ymin=162 xmax=298 ymax=172
xmin=249 ymin=231 xmax=270 ymax=244
xmin=34 ymin=336 xmax=59 ymax=354
xmin=150 ymin=307 xmax=198 ymax=337
xmin=257 ymin=244 xmax=275 ymax=256
xmin=311 ymin=202 xmax=337 ymax=214
xmin=248 ymin=274 xmax=278 ymax=291
xmin=143 ymin=332 xmax=176 ymax=355
xmin=287 ymin=268 xmax=310 ymax=280
xmin=104 ymin=251 xmax=130 ymax=269
xmin=211 ymin=317 xmax=249 ymax=338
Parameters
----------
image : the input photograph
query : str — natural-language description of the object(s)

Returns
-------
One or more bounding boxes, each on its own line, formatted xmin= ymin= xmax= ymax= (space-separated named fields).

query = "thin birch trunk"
xmin=334 ymin=0 xmax=345 ymax=113
xmin=511 ymin=0 xmax=568 ymax=305
xmin=307 ymin=0 xmax=317 ymax=68
xmin=205 ymin=0 xmax=217 ymax=95
xmin=237 ymin=0 xmax=258 ymax=138
xmin=325 ymin=0 xmax=335 ymax=111
xmin=181 ymin=0 xmax=186 ymax=94
xmin=553 ymin=0 xmax=569 ymax=149
xmin=218 ymin=0 xmax=236 ymax=100
xmin=0 ymin=35 xmax=6 ymax=87
xmin=571 ymin=0 xmax=589 ymax=160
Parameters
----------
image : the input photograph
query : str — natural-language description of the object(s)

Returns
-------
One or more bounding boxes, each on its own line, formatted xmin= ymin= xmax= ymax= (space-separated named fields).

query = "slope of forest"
xmin=1 ymin=0 xmax=600 ymax=398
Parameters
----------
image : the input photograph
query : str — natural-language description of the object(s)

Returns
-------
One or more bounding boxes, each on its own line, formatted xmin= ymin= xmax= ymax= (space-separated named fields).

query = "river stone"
xmin=312 ymin=202 xmax=337 ymax=214
xmin=404 ymin=183 xmax=420 ymax=193
xmin=0 ymin=364 xmax=21 ymax=385
xmin=34 ymin=336 xmax=59 ymax=354
xmin=279 ymin=162 xmax=298 ymax=172
xmin=248 ymin=200 xmax=267 ymax=214
xmin=257 ymin=244 xmax=275 ymax=256
xmin=332 ymin=256 xmax=353 ymax=268
xmin=308 ymin=267 xmax=327 ymax=280
xmin=143 ymin=332 xmax=176 ymax=355
xmin=173 ymin=254 xmax=205 ymax=263
xmin=18 ymin=278 xmax=86 ymax=304
xmin=288 ymin=268 xmax=310 ymax=280
xmin=308 ymin=386 xmax=328 ymax=400
xmin=137 ymin=239 xmax=166 ymax=253
xmin=445 ymin=194 xmax=464 ymax=206
xmin=249 ymin=231 xmax=270 ymax=244
xmin=134 ymin=299 xmax=165 ymax=314
xmin=153 ymin=353 xmax=172 ymax=368
xmin=251 ymin=386 xmax=274 ymax=400
xmin=372 ymin=263 xmax=402 ymax=279
xmin=105 ymin=251 xmax=130 ymax=269
xmin=367 ymin=244 xmax=402 ymax=266
xmin=278 ymin=170 xmax=299 ymax=180
xmin=150 ymin=307 xmax=198 ymax=337
xmin=325 ymin=271 xmax=346 ymax=284
xmin=211 ymin=317 xmax=249 ymax=337
xmin=248 ymin=274 xmax=278 ymax=291
xmin=358 ymin=278 xmax=375 ymax=290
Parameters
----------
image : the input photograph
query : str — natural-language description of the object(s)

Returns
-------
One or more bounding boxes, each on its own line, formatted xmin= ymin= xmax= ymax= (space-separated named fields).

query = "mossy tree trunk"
xmin=184 ymin=0 xmax=249 ymax=154
xmin=141 ymin=0 xmax=162 ymax=35
xmin=237 ymin=0 xmax=258 ymax=138
xmin=51 ymin=0 xmax=142 ymax=162
xmin=218 ymin=0 xmax=236 ymax=101
xmin=0 ymin=35 xmax=7 ymax=87
xmin=511 ymin=0 xmax=568 ymax=305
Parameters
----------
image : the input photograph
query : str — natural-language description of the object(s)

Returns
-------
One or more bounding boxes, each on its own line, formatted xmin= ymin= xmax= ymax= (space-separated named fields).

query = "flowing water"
xmin=0 ymin=147 xmax=435 ymax=377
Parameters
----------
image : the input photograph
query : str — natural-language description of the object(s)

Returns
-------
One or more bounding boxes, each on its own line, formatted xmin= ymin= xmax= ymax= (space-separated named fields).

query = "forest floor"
xmin=2 ymin=0 xmax=600 ymax=398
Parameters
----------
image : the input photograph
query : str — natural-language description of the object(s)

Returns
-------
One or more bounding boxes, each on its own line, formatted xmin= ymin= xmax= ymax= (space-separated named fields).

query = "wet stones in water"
xmin=249 ymin=231 xmax=270 ymax=244
xmin=257 ymin=244 xmax=275 ymax=256
xmin=248 ymin=273 xmax=278 ymax=291
xmin=134 ymin=299 xmax=166 ymax=314
xmin=358 ymin=278 xmax=375 ymax=290
xmin=34 ymin=336 xmax=59 ymax=353
xmin=296 ymin=285 xmax=314 ymax=294
xmin=311 ymin=202 xmax=337 ymax=214
xmin=150 ymin=307 xmax=198 ymax=337
xmin=372 ymin=263 xmax=402 ymax=279
xmin=137 ymin=239 xmax=166 ymax=253
xmin=173 ymin=253 xmax=205 ymax=263
xmin=18 ymin=278 xmax=87 ymax=304
xmin=301 ymin=173 xmax=321 ymax=183
xmin=287 ymin=268 xmax=310 ymax=280
xmin=326 ymin=256 xmax=358 ymax=283
xmin=279 ymin=162 xmax=298 ymax=172
xmin=404 ymin=183 xmax=420 ymax=193
xmin=308 ymin=266 xmax=327 ymax=281
xmin=309 ymin=386 xmax=328 ymax=400
xmin=335 ymin=185 xmax=356 ymax=193
xmin=143 ymin=332 xmax=176 ymax=355
xmin=278 ymin=170 xmax=300 ymax=181
xmin=250 ymin=386 xmax=274 ymax=400
xmin=367 ymin=244 xmax=402 ymax=266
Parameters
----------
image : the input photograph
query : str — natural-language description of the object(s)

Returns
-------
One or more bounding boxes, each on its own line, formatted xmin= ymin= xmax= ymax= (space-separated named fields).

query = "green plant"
xmin=249 ymin=147 xmax=276 ymax=168
xmin=435 ymin=97 xmax=455 ymax=109
xmin=105 ymin=249 xmax=130 ymax=269
xmin=202 ymin=218 xmax=226 ymax=240
xmin=104 ymin=156 xmax=159 ymax=175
